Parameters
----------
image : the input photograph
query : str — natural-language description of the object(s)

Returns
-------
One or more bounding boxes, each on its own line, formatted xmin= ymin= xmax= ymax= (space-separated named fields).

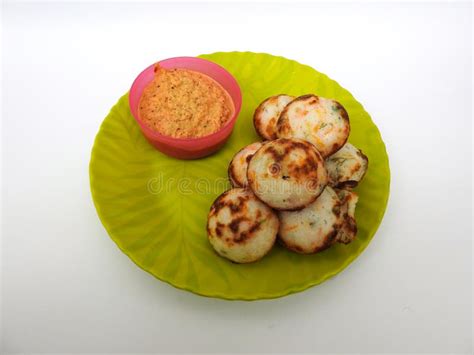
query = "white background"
xmin=1 ymin=1 xmax=472 ymax=353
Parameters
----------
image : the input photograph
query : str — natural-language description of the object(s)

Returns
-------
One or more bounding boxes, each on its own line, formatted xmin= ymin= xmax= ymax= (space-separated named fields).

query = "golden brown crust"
xmin=227 ymin=155 xmax=241 ymax=187
xmin=254 ymin=95 xmax=293 ymax=140
xmin=227 ymin=164 xmax=239 ymax=187
xmin=331 ymin=100 xmax=349 ymax=122
xmin=227 ymin=142 xmax=263 ymax=188
xmin=276 ymin=95 xmax=319 ymax=137
xmin=326 ymin=101 xmax=350 ymax=157
xmin=278 ymin=207 xmax=342 ymax=253
xmin=335 ymin=180 xmax=359 ymax=189
xmin=351 ymin=149 xmax=369 ymax=184
xmin=253 ymin=97 xmax=274 ymax=140
xmin=334 ymin=189 xmax=358 ymax=244
xmin=277 ymin=95 xmax=350 ymax=157
xmin=265 ymin=118 xmax=277 ymax=139
xmin=247 ymin=138 xmax=327 ymax=211
xmin=296 ymin=94 xmax=318 ymax=101
xmin=276 ymin=106 xmax=292 ymax=137
xmin=327 ymin=144 xmax=369 ymax=189
xmin=207 ymin=189 xmax=276 ymax=245
xmin=218 ymin=240 xmax=276 ymax=264
xmin=279 ymin=224 xmax=340 ymax=254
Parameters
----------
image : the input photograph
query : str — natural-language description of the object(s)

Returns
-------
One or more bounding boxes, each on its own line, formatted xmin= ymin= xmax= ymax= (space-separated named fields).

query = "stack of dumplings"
xmin=207 ymin=94 xmax=368 ymax=263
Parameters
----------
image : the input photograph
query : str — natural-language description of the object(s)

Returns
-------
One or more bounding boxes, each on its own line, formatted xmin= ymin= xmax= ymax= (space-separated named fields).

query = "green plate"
xmin=90 ymin=52 xmax=390 ymax=300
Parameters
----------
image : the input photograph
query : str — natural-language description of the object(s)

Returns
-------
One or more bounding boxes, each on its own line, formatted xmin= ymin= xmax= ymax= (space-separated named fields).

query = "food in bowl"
xmin=129 ymin=57 xmax=242 ymax=159
xmin=207 ymin=93 xmax=368 ymax=263
xmin=138 ymin=65 xmax=234 ymax=139
xmin=207 ymin=188 xmax=279 ymax=263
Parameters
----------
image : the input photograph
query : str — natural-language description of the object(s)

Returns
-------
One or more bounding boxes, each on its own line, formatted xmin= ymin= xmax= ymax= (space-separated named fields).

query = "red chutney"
xmin=138 ymin=65 xmax=234 ymax=139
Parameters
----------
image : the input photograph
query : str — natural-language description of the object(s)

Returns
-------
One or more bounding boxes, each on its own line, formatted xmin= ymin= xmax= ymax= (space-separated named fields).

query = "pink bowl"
xmin=129 ymin=57 xmax=242 ymax=159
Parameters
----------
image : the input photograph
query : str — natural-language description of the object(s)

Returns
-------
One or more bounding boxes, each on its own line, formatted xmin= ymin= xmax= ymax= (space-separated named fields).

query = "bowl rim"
xmin=129 ymin=56 xmax=242 ymax=144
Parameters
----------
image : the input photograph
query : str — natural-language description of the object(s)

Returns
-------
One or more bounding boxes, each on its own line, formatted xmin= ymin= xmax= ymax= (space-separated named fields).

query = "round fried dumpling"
xmin=207 ymin=188 xmax=279 ymax=263
xmin=278 ymin=186 xmax=343 ymax=254
xmin=253 ymin=95 xmax=294 ymax=140
xmin=277 ymin=94 xmax=350 ymax=157
xmin=325 ymin=143 xmax=368 ymax=189
xmin=335 ymin=189 xmax=359 ymax=244
xmin=247 ymin=138 xmax=328 ymax=211
xmin=228 ymin=142 xmax=263 ymax=187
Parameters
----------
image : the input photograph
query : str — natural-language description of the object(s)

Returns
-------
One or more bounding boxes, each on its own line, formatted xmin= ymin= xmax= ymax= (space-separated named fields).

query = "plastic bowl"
xmin=129 ymin=57 xmax=242 ymax=159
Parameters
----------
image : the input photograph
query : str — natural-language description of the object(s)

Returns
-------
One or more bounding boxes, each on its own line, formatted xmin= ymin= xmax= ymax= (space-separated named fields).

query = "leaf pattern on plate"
xmin=89 ymin=52 xmax=390 ymax=300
